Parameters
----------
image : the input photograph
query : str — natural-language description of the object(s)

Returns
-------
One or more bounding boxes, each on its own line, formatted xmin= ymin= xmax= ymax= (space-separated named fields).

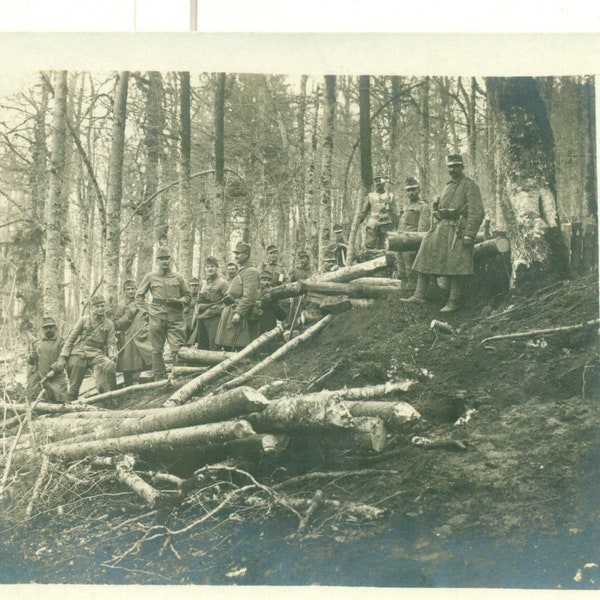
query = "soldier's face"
xmin=125 ymin=285 xmax=136 ymax=299
xmin=448 ymin=164 xmax=463 ymax=180
xmin=299 ymin=255 xmax=309 ymax=268
xmin=205 ymin=263 xmax=217 ymax=277
xmin=157 ymin=256 xmax=170 ymax=271
xmin=190 ymin=284 xmax=199 ymax=295
xmin=233 ymin=251 xmax=249 ymax=266
xmin=267 ymin=250 xmax=278 ymax=264
xmin=92 ymin=303 xmax=106 ymax=320
xmin=407 ymin=188 xmax=420 ymax=202
xmin=375 ymin=181 xmax=385 ymax=193
xmin=260 ymin=278 xmax=271 ymax=291
xmin=227 ymin=265 xmax=238 ymax=278
xmin=42 ymin=325 xmax=55 ymax=339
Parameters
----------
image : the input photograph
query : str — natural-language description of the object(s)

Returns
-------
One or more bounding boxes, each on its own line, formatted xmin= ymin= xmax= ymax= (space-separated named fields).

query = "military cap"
xmin=266 ymin=244 xmax=278 ymax=253
xmin=298 ymin=250 xmax=310 ymax=258
xmin=41 ymin=317 xmax=56 ymax=328
xmin=226 ymin=262 xmax=238 ymax=268
xmin=90 ymin=295 xmax=106 ymax=306
xmin=233 ymin=241 xmax=251 ymax=255
xmin=205 ymin=256 xmax=219 ymax=266
xmin=332 ymin=224 xmax=344 ymax=234
xmin=189 ymin=277 xmax=200 ymax=285
xmin=123 ymin=278 xmax=136 ymax=288
xmin=156 ymin=245 xmax=171 ymax=258
xmin=446 ymin=154 xmax=464 ymax=166
xmin=373 ymin=175 xmax=388 ymax=184
xmin=404 ymin=177 xmax=419 ymax=189
xmin=259 ymin=269 xmax=273 ymax=280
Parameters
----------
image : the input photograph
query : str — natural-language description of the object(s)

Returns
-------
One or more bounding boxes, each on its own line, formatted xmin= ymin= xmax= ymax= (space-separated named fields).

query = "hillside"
xmin=1 ymin=272 xmax=598 ymax=589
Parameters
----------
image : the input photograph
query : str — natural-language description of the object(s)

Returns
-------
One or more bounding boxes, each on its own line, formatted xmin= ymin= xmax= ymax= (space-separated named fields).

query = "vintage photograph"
xmin=0 ymin=35 xmax=598 ymax=590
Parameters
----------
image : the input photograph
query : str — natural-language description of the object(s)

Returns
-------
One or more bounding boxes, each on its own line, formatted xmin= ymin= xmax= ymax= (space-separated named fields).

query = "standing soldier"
xmin=259 ymin=244 xmax=288 ymax=286
xmin=136 ymin=246 xmax=191 ymax=381
xmin=114 ymin=279 xmax=152 ymax=387
xmin=403 ymin=154 xmax=485 ymax=313
xmin=192 ymin=256 xmax=229 ymax=350
xmin=289 ymin=250 xmax=313 ymax=282
xmin=215 ymin=242 xmax=260 ymax=351
xmin=358 ymin=175 xmax=399 ymax=250
xmin=255 ymin=269 xmax=289 ymax=334
xmin=54 ymin=296 xmax=117 ymax=402
xmin=332 ymin=224 xmax=348 ymax=268
xmin=397 ymin=177 xmax=432 ymax=280
xmin=183 ymin=277 xmax=200 ymax=340
xmin=26 ymin=317 xmax=68 ymax=403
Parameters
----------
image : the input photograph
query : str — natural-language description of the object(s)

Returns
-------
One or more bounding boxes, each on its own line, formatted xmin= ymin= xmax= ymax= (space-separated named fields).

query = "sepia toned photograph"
xmin=0 ymin=33 xmax=598 ymax=591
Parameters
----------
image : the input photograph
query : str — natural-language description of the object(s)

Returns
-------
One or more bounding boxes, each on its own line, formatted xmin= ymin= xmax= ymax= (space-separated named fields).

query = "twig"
xmin=480 ymin=318 xmax=599 ymax=344
xmin=294 ymin=489 xmax=324 ymax=536
xmin=25 ymin=454 xmax=50 ymax=517
xmin=272 ymin=469 xmax=398 ymax=490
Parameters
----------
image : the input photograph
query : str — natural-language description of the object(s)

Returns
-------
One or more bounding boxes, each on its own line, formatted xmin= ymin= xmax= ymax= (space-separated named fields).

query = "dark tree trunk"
xmin=359 ymin=75 xmax=373 ymax=194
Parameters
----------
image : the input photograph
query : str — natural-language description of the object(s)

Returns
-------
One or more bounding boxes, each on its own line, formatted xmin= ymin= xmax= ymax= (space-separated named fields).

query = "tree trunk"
xmin=177 ymin=348 xmax=236 ymax=365
xmin=485 ymin=77 xmax=569 ymax=284
xmin=214 ymin=72 xmax=227 ymax=262
xmin=43 ymin=70 xmax=68 ymax=318
xmin=318 ymin=76 xmax=336 ymax=270
xmin=359 ymin=75 xmax=373 ymax=193
xmin=104 ymin=71 xmax=129 ymax=305
xmin=177 ymin=71 xmax=193 ymax=278
xmin=419 ymin=76 xmax=431 ymax=199
xmin=307 ymin=84 xmax=321 ymax=261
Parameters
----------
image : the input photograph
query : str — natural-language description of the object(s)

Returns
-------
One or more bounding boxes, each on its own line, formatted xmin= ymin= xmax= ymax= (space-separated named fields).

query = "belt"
xmin=152 ymin=299 xmax=167 ymax=307
xmin=437 ymin=210 xmax=461 ymax=221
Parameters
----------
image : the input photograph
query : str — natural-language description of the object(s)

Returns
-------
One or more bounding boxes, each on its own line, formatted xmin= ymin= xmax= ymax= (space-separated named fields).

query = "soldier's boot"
xmin=151 ymin=352 xmax=167 ymax=381
xmin=440 ymin=277 xmax=461 ymax=313
xmin=401 ymin=273 xmax=428 ymax=304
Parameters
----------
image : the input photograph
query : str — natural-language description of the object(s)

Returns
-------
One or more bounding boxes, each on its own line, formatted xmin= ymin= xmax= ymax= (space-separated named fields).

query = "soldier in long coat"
xmin=215 ymin=242 xmax=260 ymax=351
xmin=55 ymin=296 xmax=118 ymax=402
xmin=403 ymin=154 xmax=485 ymax=313
xmin=27 ymin=317 xmax=68 ymax=403
xmin=192 ymin=256 xmax=229 ymax=350
xmin=136 ymin=246 xmax=191 ymax=380
xmin=358 ymin=175 xmax=399 ymax=249
xmin=397 ymin=177 xmax=432 ymax=280
xmin=113 ymin=279 xmax=152 ymax=386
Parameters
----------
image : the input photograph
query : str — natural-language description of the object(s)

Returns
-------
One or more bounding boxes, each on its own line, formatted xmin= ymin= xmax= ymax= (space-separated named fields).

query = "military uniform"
xmin=60 ymin=308 xmax=117 ymax=402
xmin=26 ymin=319 xmax=68 ymax=403
xmin=359 ymin=177 xmax=399 ymax=249
xmin=258 ymin=261 xmax=288 ymax=286
xmin=215 ymin=243 xmax=260 ymax=350
xmin=114 ymin=298 xmax=152 ymax=386
xmin=193 ymin=273 xmax=229 ymax=350
xmin=136 ymin=249 xmax=191 ymax=380
xmin=183 ymin=278 xmax=200 ymax=339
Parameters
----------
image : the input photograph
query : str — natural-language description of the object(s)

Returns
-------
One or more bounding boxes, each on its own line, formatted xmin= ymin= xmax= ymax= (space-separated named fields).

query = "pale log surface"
xmin=177 ymin=348 xmax=236 ymax=365
xmin=344 ymin=400 xmax=421 ymax=428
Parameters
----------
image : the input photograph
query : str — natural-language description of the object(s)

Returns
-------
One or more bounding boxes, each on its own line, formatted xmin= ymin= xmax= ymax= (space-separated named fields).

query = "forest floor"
xmin=1 ymin=271 xmax=599 ymax=590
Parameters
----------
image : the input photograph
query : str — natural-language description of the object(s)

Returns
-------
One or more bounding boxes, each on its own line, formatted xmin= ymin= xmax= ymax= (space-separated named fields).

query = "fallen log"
xmin=221 ymin=433 xmax=290 ymax=460
xmin=73 ymin=379 xmax=173 ymax=406
xmin=248 ymin=396 xmax=353 ymax=432
xmin=170 ymin=366 xmax=209 ymax=378
xmin=473 ymin=236 xmax=511 ymax=257
xmin=386 ymin=232 xmax=511 ymax=258
xmin=43 ymin=419 xmax=256 ymax=461
xmin=0 ymin=401 xmax=104 ymax=414
xmin=33 ymin=386 xmax=269 ymax=443
xmin=166 ymin=324 xmax=284 ymax=406
xmin=115 ymin=454 xmax=161 ymax=507
xmin=308 ymin=380 xmax=416 ymax=401
xmin=480 ymin=318 xmax=600 ymax=344
xmin=352 ymin=277 xmax=403 ymax=288
xmin=343 ymin=400 xmax=421 ymax=428
xmin=320 ymin=416 xmax=387 ymax=452
xmin=219 ymin=316 xmax=333 ymax=391
xmin=177 ymin=348 xmax=236 ymax=365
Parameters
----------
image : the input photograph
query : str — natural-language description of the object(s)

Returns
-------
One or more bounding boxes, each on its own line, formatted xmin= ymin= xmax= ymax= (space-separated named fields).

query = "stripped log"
xmin=352 ymin=277 xmax=403 ymax=288
xmin=73 ymin=379 xmax=173 ymax=406
xmin=307 ymin=380 xmax=416 ymax=401
xmin=115 ymin=454 xmax=161 ymax=507
xmin=171 ymin=366 xmax=209 ymax=377
xmin=177 ymin=348 xmax=236 ymax=365
xmin=321 ymin=416 xmax=387 ymax=452
xmin=248 ymin=396 xmax=353 ymax=432
xmin=33 ymin=387 xmax=269 ymax=443
xmin=0 ymin=401 xmax=104 ymax=414
xmin=481 ymin=318 xmax=600 ymax=344
xmin=219 ymin=316 xmax=333 ymax=391
xmin=43 ymin=419 xmax=256 ymax=461
xmin=221 ymin=433 xmax=290 ymax=459
xmin=166 ymin=324 xmax=284 ymax=406
xmin=343 ymin=400 xmax=421 ymax=428
xmin=386 ymin=232 xmax=510 ymax=258
xmin=474 ymin=236 xmax=511 ymax=257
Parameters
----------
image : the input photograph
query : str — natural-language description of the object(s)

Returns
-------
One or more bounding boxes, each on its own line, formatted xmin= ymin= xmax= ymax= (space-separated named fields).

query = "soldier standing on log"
xmin=402 ymin=154 xmax=485 ymax=313
xmin=215 ymin=242 xmax=260 ymax=351
xmin=397 ymin=177 xmax=432 ymax=281
xmin=54 ymin=296 xmax=117 ymax=402
xmin=113 ymin=279 xmax=152 ymax=387
xmin=332 ymin=224 xmax=348 ymax=268
xmin=191 ymin=256 xmax=228 ymax=350
xmin=27 ymin=317 xmax=68 ymax=403
xmin=136 ymin=246 xmax=191 ymax=380
xmin=358 ymin=175 xmax=399 ymax=250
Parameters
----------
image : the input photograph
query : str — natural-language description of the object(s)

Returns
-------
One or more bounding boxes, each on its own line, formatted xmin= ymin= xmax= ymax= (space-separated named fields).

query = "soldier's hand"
xmin=223 ymin=295 xmax=235 ymax=306
xmin=51 ymin=357 xmax=67 ymax=372
xmin=462 ymin=235 xmax=474 ymax=247
xmin=231 ymin=313 xmax=241 ymax=324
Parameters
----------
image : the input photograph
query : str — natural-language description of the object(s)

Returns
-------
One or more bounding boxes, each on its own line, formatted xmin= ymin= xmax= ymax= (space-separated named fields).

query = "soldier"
xmin=255 ymin=269 xmax=289 ymax=334
xmin=332 ymin=224 xmax=348 ymax=268
xmin=226 ymin=262 xmax=239 ymax=282
xmin=403 ymin=154 xmax=485 ymax=313
xmin=136 ymin=246 xmax=191 ymax=380
xmin=54 ymin=296 xmax=117 ymax=402
xmin=358 ymin=175 xmax=399 ymax=250
xmin=26 ymin=317 xmax=68 ymax=403
xmin=289 ymin=250 xmax=312 ymax=282
xmin=215 ymin=242 xmax=260 ymax=351
xmin=191 ymin=256 xmax=229 ymax=350
xmin=183 ymin=277 xmax=200 ymax=340
xmin=113 ymin=279 xmax=152 ymax=387
xmin=397 ymin=177 xmax=432 ymax=280
xmin=259 ymin=244 xmax=288 ymax=286
xmin=321 ymin=242 xmax=339 ymax=273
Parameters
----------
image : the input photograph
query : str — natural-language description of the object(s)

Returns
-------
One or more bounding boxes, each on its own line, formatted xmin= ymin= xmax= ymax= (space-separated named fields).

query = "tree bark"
xmin=343 ymin=400 xmax=421 ymax=429
xmin=321 ymin=416 xmax=387 ymax=452
xmin=359 ymin=75 xmax=373 ymax=193
xmin=177 ymin=348 xmax=236 ymax=365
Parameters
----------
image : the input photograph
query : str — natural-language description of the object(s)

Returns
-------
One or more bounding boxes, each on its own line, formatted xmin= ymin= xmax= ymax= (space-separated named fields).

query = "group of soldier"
xmin=27 ymin=153 xmax=483 ymax=404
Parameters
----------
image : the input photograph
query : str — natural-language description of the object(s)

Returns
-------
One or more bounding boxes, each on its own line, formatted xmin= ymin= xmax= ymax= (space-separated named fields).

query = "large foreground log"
xmin=34 ymin=387 xmax=269 ymax=443
xmin=74 ymin=379 xmax=173 ymax=406
xmin=267 ymin=281 xmax=397 ymax=301
xmin=171 ymin=366 xmax=209 ymax=377
xmin=352 ymin=277 xmax=404 ymax=288
xmin=166 ymin=324 xmax=284 ymax=406
xmin=43 ymin=419 xmax=256 ymax=461
xmin=177 ymin=348 xmax=236 ymax=365
xmin=343 ymin=400 xmax=421 ymax=429
xmin=386 ymin=232 xmax=511 ymax=258
xmin=219 ymin=316 xmax=333 ymax=391
xmin=309 ymin=381 xmax=416 ymax=401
